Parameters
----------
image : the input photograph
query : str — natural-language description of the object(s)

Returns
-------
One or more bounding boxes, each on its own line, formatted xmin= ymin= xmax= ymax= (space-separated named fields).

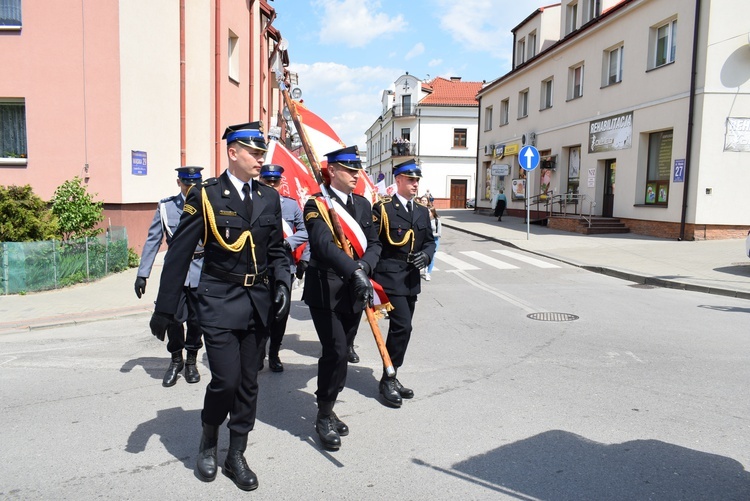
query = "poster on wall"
xmin=645 ymin=182 xmax=657 ymax=204
xmin=511 ymin=179 xmax=526 ymax=200
xmin=724 ymin=118 xmax=750 ymax=152
xmin=588 ymin=111 xmax=633 ymax=153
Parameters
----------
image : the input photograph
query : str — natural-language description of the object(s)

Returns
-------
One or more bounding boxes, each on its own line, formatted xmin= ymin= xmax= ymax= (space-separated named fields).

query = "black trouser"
xmin=385 ymin=295 xmax=417 ymax=369
xmin=167 ymin=286 xmax=203 ymax=354
xmin=494 ymin=200 xmax=506 ymax=218
xmin=309 ymin=306 xmax=363 ymax=403
xmin=200 ymin=318 xmax=267 ymax=435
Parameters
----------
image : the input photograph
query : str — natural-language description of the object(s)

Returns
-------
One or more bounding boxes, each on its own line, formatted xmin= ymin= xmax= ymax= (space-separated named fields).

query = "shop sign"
xmin=504 ymin=143 xmax=520 ymax=156
xmin=724 ymin=118 xmax=750 ymax=152
xmin=588 ymin=111 xmax=633 ymax=153
xmin=491 ymin=164 xmax=510 ymax=176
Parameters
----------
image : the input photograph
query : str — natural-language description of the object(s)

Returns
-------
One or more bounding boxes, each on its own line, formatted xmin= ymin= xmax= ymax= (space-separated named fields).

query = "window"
xmin=516 ymin=38 xmax=525 ymax=66
xmin=528 ymin=31 xmax=537 ymax=59
xmin=400 ymin=128 xmax=410 ymax=142
xmin=518 ymin=89 xmax=529 ymax=118
xmin=401 ymin=94 xmax=412 ymax=115
xmin=0 ymin=0 xmax=22 ymax=29
xmin=582 ymin=0 xmax=599 ymax=24
xmin=604 ymin=45 xmax=624 ymax=86
xmin=568 ymin=63 xmax=584 ymax=99
xmin=566 ymin=1 xmax=578 ymax=35
xmin=653 ymin=19 xmax=677 ymax=68
xmin=228 ymin=30 xmax=240 ymax=83
xmin=453 ymin=128 xmax=467 ymax=148
xmin=567 ymin=146 xmax=581 ymax=199
xmin=645 ymin=130 xmax=672 ymax=205
xmin=0 ymin=99 xmax=27 ymax=160
xmin=541 ymin=78 xmax=553 ymax=110
xmin=484 ymin=106 xmax=493 ymax=131
xmin=500 ymin=99 xmax=510 ymax=125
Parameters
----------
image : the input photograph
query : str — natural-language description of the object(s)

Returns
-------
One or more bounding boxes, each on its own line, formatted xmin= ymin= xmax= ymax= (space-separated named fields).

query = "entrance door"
xmin=450 ymin=180 xmax=467 ymax=208
xmin=603 ymin=159 xmax=616 ymax=217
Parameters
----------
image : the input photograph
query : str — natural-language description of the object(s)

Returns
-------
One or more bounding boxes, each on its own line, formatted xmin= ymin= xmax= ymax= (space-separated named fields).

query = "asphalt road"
xmin=1 ymin=227 xmax=749 ymax=500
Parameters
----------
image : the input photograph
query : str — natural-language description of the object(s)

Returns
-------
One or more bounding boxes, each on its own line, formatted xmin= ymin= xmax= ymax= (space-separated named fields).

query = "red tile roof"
xmin=419 ymin=77 xmax=483 ymax=107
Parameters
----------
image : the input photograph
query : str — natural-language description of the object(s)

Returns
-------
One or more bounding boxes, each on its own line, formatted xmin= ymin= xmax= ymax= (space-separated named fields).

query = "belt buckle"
xmin=243 ymin=274 xmax=256 ymax=287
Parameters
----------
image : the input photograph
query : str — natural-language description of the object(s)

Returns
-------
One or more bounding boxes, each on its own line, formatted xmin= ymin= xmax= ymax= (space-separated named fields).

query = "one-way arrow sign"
xmin=519 ymin=145 xmax=540 ymax=171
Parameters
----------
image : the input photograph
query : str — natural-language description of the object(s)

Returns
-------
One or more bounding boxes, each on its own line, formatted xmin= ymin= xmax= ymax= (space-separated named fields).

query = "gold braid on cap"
xmin=377 ymin=202 xmax=415 ymax=251
xmin=201 ymin=190 xmax=259 ymax=267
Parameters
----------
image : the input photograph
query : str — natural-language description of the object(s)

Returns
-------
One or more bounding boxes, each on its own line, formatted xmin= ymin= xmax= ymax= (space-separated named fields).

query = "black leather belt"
xmin=192 ymin=251 xmax=205 ymax=260
xmin=204 ymin=265 xmax=268 ymax=286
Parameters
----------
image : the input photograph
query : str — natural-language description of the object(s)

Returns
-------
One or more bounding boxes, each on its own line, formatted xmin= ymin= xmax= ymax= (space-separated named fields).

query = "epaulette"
xmin=201 ymin=177 xmax=219 ymax=186
xmin=159 ymin=195 xmax=177 ymax=203
xmin=379 ymin=196 xmax=393 ymax=203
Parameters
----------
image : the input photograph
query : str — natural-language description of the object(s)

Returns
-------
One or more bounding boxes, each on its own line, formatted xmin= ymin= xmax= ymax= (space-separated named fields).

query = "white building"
xmin=366 ymin=74 xmax=483 ymax=208
xmin=476 ymin=0 xmax=750 ymax=239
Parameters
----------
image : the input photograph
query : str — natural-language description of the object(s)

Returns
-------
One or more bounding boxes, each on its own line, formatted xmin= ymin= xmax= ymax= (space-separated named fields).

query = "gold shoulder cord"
xmin=201 ymin=190 xmax=259 ymax=268
xmin=378 ymin=203 xmax=415 ymax=252
xmin=314 ymin=198 xmax=352 ymax=254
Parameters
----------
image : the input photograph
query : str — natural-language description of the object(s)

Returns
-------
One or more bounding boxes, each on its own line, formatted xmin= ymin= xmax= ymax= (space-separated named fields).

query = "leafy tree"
xmin=0 ymin=184 xmax=58 ymax=242
xmin=50 ymin=177 xmax=104 ymax=241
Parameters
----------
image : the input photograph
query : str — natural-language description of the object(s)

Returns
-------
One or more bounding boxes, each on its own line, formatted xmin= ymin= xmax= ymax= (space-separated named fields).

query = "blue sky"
xmin=272 ymin=0 xmax=548 ymax=150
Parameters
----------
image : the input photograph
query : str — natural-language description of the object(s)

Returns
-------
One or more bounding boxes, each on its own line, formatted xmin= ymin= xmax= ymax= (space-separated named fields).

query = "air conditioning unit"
xmin=522 ymin=132 xmax=537 ymax=146
xmin=484 ymin=144 xmax=494 ymax=156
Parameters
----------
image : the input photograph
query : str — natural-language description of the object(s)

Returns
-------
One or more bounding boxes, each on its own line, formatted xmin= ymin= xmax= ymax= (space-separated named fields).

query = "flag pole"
xmin=279 ymin=74 xmax=396 ymax=378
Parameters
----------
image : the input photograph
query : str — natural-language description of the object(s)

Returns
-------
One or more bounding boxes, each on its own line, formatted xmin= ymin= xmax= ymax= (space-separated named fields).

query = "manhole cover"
xmin=527 ymin=312 xmax=579 ymax=322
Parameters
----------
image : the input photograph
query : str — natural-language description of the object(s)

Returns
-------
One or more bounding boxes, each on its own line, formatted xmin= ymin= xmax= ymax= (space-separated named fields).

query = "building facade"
xmin=366 ymin=75 xmax=483 ymax=208
xmin=476 ymin=0 xmax=750 ymax=239
xmin=0 ymin=0 xmax=289 ymax=252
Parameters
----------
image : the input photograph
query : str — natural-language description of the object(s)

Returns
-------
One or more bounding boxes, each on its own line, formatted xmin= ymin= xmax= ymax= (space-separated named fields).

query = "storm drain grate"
xmin=527 ymin=312 xmax=579 ymax=322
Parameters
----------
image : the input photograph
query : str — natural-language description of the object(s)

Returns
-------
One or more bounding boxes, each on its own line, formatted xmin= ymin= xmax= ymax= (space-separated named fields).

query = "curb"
xmin=0 ymin=307 xmax=152 ymax=335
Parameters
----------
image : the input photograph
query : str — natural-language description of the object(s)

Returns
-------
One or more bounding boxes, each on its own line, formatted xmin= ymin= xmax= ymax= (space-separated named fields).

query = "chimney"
xmin=450 ymin=76 xmax=461 ymax=81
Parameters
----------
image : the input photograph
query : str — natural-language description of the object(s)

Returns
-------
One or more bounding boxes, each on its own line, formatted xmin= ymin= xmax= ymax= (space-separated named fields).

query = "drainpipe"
xmin=214 ymin=0 xmax=221 ymax=176
xmin=475 ymin=94 xmax=482 ymax=212
xmin=679 ymin=0 xmax=701 ymax=241
xmin=180 ymin=0 xmax=186 ymax=166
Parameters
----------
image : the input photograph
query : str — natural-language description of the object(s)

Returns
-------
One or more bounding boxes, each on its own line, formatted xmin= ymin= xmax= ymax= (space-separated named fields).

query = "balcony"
xmin=392 ymin=142 xmax=416 ymax=157
xmin=393 ymin=104 xmax=417 ymax=117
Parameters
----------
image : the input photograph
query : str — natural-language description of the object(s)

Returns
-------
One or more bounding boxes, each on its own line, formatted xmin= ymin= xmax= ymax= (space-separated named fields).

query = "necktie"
xmin=346 ymin=195 xmax=355 ymax=216
xmin=242 ymin=182 xmax=253 ymax=218
xmin=407 ymin=200 xmax=413 ymax=213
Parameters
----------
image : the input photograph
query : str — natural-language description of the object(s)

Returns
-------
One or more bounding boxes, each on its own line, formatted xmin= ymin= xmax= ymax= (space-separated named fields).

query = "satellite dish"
xmin=291 ymin=87 xmax=302 ymax=100
xmin=277 ymin=38 xmax=288 ymax=51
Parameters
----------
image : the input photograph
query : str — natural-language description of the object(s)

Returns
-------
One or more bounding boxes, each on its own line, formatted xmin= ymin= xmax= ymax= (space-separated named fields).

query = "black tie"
xmin=346 ymin=195 xmax=355 ymax=216
xmin=407 ymin=200 xmax=413 ymax=213
xmin=242 ymin=182 xmax=253 ymax=218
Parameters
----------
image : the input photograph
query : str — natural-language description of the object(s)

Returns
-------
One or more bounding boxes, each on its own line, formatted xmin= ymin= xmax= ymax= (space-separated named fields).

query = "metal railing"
xmin=391 ymin=143 xmax=416 ymax=157
xmin=527 ymin=193 xmax=596 ymax=227
xmin=392 ymin=104 xmax=417 ymax=117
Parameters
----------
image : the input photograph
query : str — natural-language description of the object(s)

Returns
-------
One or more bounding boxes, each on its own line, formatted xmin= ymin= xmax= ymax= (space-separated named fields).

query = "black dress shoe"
xmin=269 ymin=355 xmax=284 ymax=372
xmin=347 ymin=345 xmax=360 ymax=364
xmin=315 ymin=413 xmax=341 ymax=450
xmin=331 ymin=412 xmax=349 ymax=436
xmin=162 ymin=354 xmax=184 ymax=387
xmin=394 ymin=378 xmax=414 ymax=399
xmin=379 ymin=378 xmax=402 ymax=408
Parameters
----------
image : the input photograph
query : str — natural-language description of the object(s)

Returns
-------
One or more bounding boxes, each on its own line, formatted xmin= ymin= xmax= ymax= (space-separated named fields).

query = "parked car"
xmin=746 ymin=230 xmax=750 ymax=258
xmin=466 ymin=198 xmax=475 ymax=208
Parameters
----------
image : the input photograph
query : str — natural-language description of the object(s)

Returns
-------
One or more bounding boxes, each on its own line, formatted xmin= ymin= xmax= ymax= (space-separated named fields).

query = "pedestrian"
xmin=258 ymin=163 xmax=308 ymax=373
xmin=134 ymin=166 xmax=204 ymax=387
xmin=149 ymin=121 xmax=291 ymax=492
xmin=302 ymin=145 xmax=381 ymax=451
xmin=371 ymin=159 xmax=436 ymax=408
xmin=494 ymin=188 xmax=507 ymax=221
xmin=425 ymin=205 xmax=441 ymax=281
xmin=425 ymin=189 xmax=434 ymax=205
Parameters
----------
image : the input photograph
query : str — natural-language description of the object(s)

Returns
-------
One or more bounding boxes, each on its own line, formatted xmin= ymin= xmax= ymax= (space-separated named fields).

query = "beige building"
xmin=0 ymin=0 xmax=290 ymax=252
xmin=476 ymin=0 xmax=750 ymax=239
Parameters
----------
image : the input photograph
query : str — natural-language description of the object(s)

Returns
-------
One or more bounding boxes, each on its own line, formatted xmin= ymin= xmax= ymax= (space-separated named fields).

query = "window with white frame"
xmin=604 ymin=44 xmax=624 ymax=86
xmin=645 ymin=130 xmax=673 ymax=205
xmin=518 ymin=89 xmax=529 ymax=118
xmin=228 ymin=30 xmax=240 ymax=83
xmin=400 ymin=127 xmax=410 ymax=142
xmin=566 ymin=1 xmax=578 ymax=35
xmin=0 ymin=98 xmax=27 ymax=159
xmin=500 ymin=98 xmax=510 ymax=125
xmin=528 ymin=31 xmax=537 ymax=59
xmin=568 ymin=63 xmax=584 ymax=99
xmin=0 ymin=0 xmax=22 ymax=29
xmin=516 ymin=38 xmax=526 ymax=66
xmin=582 ymin=0 xmax=598 ymax=24
xmin=484 ymin=106 xmax=493 ymax=131
xmin=652 ymin=19 xmax=677 ymax=68
xmin=541 ymin=78 xmax=553 ymax=110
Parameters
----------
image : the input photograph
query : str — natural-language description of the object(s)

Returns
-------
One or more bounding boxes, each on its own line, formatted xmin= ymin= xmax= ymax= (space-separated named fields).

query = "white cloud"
xmin=404 ymin=42 xmax=425 ymax=60
xmin=428 ymin=58 xmax=443 ymax=67
xmin=314 ymin=0 xmax=407 ymax=48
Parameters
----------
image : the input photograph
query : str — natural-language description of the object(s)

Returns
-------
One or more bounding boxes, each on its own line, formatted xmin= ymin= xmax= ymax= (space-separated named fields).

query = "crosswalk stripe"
xmin=492 ymin=249 xmax=560 ymax=268
xmin=460 ymin=251 xmax=519 ymax=270
xmin=435 ymin=251 xmax=479 ymax=270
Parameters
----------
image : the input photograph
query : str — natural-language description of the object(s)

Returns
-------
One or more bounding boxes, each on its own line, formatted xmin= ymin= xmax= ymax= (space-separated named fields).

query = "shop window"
xmin=645 ymin=130 xmax=672 ymax=205
xmin=567 ymin=146 xmax=580 ymax=201
xmin=0 ymin=99 xmax=27 ymax=160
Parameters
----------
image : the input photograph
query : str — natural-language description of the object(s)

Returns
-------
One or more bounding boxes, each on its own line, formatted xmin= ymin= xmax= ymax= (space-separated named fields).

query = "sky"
xmin=271 ymin=0 xmax=549 ymax=150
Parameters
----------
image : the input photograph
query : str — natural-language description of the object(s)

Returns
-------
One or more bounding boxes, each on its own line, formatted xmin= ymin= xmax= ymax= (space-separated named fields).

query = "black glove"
xmin=134 ymin=277 xmax=147 ymax=298
xmin=149 ymin=311 xmax=175 ymax=342
xmin=356 ymin=260 xmax=371 ymax=276
xmin=295 ymin=260 xmax=308 ymax=280
xmin=410 ymin=251 xmax=429 ymax=270
xmin=274 ymin=282 xmax=291 ymax=322
xmin=350 ymin=269 xmax=374 ymax=308
xmin=282 ymin=240 xmax=292 ymax=253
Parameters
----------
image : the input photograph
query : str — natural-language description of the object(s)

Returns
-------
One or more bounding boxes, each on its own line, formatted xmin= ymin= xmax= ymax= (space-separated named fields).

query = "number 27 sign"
xmin=673 ymin=159 xmax=685 ymax=183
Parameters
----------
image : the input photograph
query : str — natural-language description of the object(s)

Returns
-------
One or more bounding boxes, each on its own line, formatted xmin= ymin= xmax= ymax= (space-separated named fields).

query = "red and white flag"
xmin=264 ymin=140 xmax=319 ymax=211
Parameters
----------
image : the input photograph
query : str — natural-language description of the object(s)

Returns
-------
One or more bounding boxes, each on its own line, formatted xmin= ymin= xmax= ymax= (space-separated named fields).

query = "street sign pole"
xmin=519 ymin=145 xmax=540 ymax=240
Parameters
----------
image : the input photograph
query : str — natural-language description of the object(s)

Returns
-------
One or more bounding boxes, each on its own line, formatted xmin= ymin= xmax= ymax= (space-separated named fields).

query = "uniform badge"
xmin=305 ymin=212 xmax=319 ymax=221
xmin=223 ymin=190 xmax=231 ymax=196
xmin=225 ymin=227 xmax=230 ymax=239
xmin=183 ymin=204 xmax=197 ymax=216
xmin=219 ymin=210 xmax=237 ymax=216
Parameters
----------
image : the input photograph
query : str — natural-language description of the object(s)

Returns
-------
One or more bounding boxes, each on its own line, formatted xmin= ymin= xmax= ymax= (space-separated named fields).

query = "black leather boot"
xmin=379 ymin=373 xmax=402 ymax=408
xmin=223 ymin=431 xmax=258 ymax=491
xmin=394 ymin=371 xmax=414 ymax=399
xmin=196 ymin=423 xmax=219 ymax=482
xmin=184 ymin=350 xmax=200 ymax=383
xmin=331 ymin=411 xmax=349 ymax=436
xmin=268 ymin=344 xmax=283 ymax=372
xmin=162 ymin=352 xmax=184 ymax=387
xmin=347 ymin=345 xmax=360 ymax=363
xmin=315 ymin=400 xmax=341 ymax=450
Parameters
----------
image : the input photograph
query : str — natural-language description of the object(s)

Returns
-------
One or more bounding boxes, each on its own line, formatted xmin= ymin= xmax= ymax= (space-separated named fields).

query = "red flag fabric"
xmin=264 ymin=140 xmax=319 ymax=211
xmin=295 ymin=101 xmax=345 ymax=169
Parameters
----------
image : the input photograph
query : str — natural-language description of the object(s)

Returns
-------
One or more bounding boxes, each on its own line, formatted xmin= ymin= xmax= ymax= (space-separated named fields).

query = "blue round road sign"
xmin=519 ymin=145 xmax=540 ymax=171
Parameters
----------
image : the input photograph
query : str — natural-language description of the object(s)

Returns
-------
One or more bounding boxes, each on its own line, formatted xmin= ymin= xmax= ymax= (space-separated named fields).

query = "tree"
xmin=50 ymin=177 xmax=104 ymax=241
xmin=0 ymin=185 xmax=58 ymax=242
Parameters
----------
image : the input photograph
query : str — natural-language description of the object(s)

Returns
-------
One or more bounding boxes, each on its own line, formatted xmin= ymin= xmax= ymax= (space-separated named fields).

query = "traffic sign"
xmin=519 ymin=145 xmax=540 ymax=171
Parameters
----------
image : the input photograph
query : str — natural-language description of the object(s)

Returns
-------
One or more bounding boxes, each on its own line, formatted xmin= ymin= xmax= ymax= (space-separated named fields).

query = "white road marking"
xmin=460 ymin=251 xmax=519 ymax=270
xmin=493 ymin=249 xmax=560 ymax=268
xmin=449 ymin=269 xmax=539 ymax=314
xmin=435 ymin=251 xmax=480 ymax=270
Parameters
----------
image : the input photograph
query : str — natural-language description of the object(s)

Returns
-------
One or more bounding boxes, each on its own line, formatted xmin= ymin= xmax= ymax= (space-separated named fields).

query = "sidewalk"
xmin=1 ymin=209 xmax=748 ymax=334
